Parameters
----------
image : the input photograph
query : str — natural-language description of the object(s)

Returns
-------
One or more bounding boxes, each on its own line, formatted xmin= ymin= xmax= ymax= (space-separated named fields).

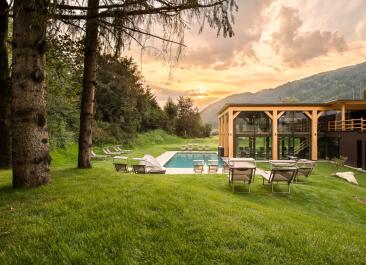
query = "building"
xmin=218 ymin=100 xmax=366 ymax=169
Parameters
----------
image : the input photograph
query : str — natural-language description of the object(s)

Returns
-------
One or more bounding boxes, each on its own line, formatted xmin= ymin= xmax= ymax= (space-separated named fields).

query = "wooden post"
xmin=362 ymin=118 xmax=364 ymax=132
xmin=311 ymin=110 xmax=318 ymax=160
xmin=218 ymin=117 xmax=221 ymax=146
xmin=222 ymin=115 xmax=226 ymax=156
xmin=228 ymin=110 xmax=234 ymax=158
xmin=272 ymin=110 xmax=278 ymax=160
xmin=341 ymin=104 xmax=346 ymax=131
xmin=224 ymin=113 xmax=228 ymax=157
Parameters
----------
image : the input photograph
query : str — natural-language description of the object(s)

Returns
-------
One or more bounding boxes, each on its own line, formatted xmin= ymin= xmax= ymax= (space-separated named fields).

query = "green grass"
xmin=1 ymin=132 xmax=366 ymax=264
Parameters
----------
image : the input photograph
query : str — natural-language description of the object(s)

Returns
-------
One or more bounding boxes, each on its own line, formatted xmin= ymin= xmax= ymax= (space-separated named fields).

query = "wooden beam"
xmin=311 ymin=110 xmax=318 ymax=160
xmin=303 ymin=111 xmax=312 ymax=120
xmin=233 ymin=111 xmax=241 ymax=120
xmin=317 ymin=111 xmax=325 ymax=118
xmin=341 ymin=104 xmax=346 ymax=130
xmin=230 ymin=106 xmax=329 ymax=112
xmin=272 ymin=110 xmax=278 ymax=160
xmin=228 ymin=110 xmax=234 ymax=158
xmin=278 ymin=111 xmax=285 ymax=118
xmin=264 ymin=111 xmax=273 ymax=120
xmin=218 ymin=117 xmax=222 ymax=146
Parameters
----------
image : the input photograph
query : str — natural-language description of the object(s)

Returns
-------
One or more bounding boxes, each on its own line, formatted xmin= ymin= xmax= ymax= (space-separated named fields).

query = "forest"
xmin=47 ymin=35 xmax=211 ymax=148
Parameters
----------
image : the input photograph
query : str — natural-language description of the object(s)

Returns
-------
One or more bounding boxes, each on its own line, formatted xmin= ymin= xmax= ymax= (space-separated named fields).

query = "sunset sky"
xmin=126 ymin=0 xmax=366 ymax=109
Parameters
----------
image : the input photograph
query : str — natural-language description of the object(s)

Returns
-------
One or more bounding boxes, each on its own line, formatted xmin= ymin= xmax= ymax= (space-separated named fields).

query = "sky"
xmin=125 ymin=0 xmax=366 ymax=109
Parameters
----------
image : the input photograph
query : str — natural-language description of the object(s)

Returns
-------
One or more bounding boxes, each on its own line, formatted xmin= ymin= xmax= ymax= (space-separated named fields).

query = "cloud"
xmin=151 ymin=86 xmax=187 ymax=106
xmin=177 ymin=0 xmax=275 ymax=70
xmin=271 ymin=6 xmax=348 ymax=67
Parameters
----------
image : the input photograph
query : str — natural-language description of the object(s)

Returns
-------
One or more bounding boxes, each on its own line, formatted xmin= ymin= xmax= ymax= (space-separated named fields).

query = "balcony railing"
xmin=328 ymin=118 xmax=366 ymax=132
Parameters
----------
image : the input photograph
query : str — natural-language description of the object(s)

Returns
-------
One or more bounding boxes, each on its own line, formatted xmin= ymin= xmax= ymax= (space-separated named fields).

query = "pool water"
xmin=164 ymin=152 xmax=224 ymax=168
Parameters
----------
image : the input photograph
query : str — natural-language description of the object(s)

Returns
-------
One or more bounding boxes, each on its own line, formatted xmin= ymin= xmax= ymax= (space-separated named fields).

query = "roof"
xmin=218 ymin=99 xmax=366 ymax=115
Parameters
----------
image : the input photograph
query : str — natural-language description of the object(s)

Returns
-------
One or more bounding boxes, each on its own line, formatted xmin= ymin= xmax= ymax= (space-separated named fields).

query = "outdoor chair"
xmin=188 ymin=144 xmax=193 ymax=152
xmin=208 ymin=160 xmax=218 ymax=173
xmin=114 ymin=146 xmax=132 ymax=154
xmin=228 ymin=158 xmax=256 ymax=193
xmin=198 ymin=146 xmax=203 ymax=151
xmin=132 ymin=164 xmax=147 ymax=174
xmin=295 ymin=159 xmax=316 ymax=182
xmin=91 ymin=150 xmax=108 ymax=160
xmin=193 ymin=160 xmax=204 ymax=174
xmin=103 ymin=147 xmax=120 ymax=156
xmin=132 ymin=155 xmax=166 ymax=174
xmin=180 ymin=145 xmax=187 ymax=151
xmin=221 ymin=158 xmax=230 ymax=174
xmin=113 ymin=156 xmax=129 ymax=173
xmin=203 ymin=145 xmax=209 ymax=151
xmin=261 ymin=160 xmax=298 ymax=193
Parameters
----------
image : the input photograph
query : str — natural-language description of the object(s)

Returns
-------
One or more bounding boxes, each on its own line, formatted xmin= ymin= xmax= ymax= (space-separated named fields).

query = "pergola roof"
xmin=218 ymin=99 xmax=366 ymax=115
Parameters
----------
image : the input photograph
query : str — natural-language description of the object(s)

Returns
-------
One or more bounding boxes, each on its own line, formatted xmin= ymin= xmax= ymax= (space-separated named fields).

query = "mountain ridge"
xmin=201 ymin=62 xmax=366 ymax=127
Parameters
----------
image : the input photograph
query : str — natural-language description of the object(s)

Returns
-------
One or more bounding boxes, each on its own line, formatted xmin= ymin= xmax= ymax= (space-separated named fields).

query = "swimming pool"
xmin=164 ymin=152 xmax=224 ymax=168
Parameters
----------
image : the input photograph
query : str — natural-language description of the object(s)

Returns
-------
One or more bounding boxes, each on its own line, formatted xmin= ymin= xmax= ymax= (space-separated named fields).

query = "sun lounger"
xmin=295 ymin=159 xmax=316 ymax=182
xmin=132 ymin=164 xmax=146 ymax=174
xmin=113 ymin=156 xmax=129 ymax=172
xmin=198 ymin=146 xmax=203 ymax=151
xmin=131 ymin=155 xmax=166 ymax=174
xmin=188 ymin=144 xmax=193 ymax=152
xmin=114 ymin=146 xmax=132 ymax=154
xmin=193 ymin=160 xmax=204 ymax=173
xmin=103 ymin=147 xmax=121 ymax=156
xmin=203 ymin=145 xmax=209 ymax=151
xmin=91 ymin=150 xmax=108 ymax=160
xmin=228 ymin=158 xmax=256 ymax=193
xmin=262 ymin=160 xmax=298 ymax=193
xmin=208 ymin=160 xmax=218 ymax=173
xmin=221 ymin=158 xmax=230 ymax=174
xmin=180 ymin=145 xmax=187 ymax=151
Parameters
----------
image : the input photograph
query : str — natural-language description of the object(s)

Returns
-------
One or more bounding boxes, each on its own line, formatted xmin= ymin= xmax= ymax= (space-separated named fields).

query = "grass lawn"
xmin=1 ymin=134 xmax=366 ymax=264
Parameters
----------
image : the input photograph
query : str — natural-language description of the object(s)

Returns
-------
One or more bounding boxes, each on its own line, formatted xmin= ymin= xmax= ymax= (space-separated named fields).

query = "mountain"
xmin=201 ymin=62 xmax=366 ymax=127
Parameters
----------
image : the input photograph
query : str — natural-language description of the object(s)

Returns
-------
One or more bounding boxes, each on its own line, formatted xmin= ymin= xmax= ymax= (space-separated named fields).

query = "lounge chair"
xmin=91 ymin=150 xmax=108 ymax=160
xmin=194 ymin=143 xmax=198 ymax=150
xmin=180 ymin=145 xmax=187 ymax=151
xmin=221 ymin=158 xmax=230 ymax=174
xmin=295 ymin=159 xmax=316 ymax=182
xmin=113 ymin=156 xmax=129 ymax=172
xmin=261 ymin=160 xmax=298 ymax=193
xmin=103 ymin=147 xmax=121 ymax=156
xmin=132 ymin=155 xmax=166 ymax=174
xmin=203 ymin=145 xmax=209 ymax=151
xmin=208 ymin=160 xmax=218 ymax=173
xmin=193 ymin=160 xmax=204 ymax=173
xmin=198 ymin=145 xmax=203 ymax=151
xmin=114 ymin=146 xmax=132 ymax=154
xmin=228 ymin=158 xmax=256 ymax=193
xmin=188 ymin=144 xmax=193 ymax=152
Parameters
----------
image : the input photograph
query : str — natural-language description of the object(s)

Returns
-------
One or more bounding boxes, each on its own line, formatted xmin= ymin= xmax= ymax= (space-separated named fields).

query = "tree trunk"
xmin=78 ymin=0 xmax=99 ymax=168
xmin=11 ymin=0 xmax=51 ymax=187
xmin=0 ymin=0 xmax=11 ymax=169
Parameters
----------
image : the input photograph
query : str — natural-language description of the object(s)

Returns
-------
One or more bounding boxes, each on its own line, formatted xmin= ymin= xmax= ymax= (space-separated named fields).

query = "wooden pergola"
xmin=218 ymin=100 xmax=366 ymax=160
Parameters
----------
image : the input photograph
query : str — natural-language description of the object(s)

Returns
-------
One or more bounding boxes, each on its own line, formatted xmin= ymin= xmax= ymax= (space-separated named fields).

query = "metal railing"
xmin=328 ymin=118 xmax=366 ymax=132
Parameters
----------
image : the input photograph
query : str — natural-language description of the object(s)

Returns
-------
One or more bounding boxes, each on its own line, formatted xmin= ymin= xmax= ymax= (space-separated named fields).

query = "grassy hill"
xmin=1 ymin=132 xmax=366 ymax=264
xmin=201 ymin=62 xmax=366 ymax=127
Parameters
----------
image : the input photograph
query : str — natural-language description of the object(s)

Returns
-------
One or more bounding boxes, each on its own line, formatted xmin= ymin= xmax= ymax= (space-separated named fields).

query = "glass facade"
xmin=234 ymin=112 xmax=272 ymax=159
xmin=278 ymin=112 xmax=311 ymax=159
xmin=234 ymin=111 xmax=311 ymax=160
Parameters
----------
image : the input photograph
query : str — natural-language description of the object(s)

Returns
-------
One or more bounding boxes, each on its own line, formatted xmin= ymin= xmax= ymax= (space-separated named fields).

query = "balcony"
xmin=328 ymin=118 xmax=366 ymax=132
